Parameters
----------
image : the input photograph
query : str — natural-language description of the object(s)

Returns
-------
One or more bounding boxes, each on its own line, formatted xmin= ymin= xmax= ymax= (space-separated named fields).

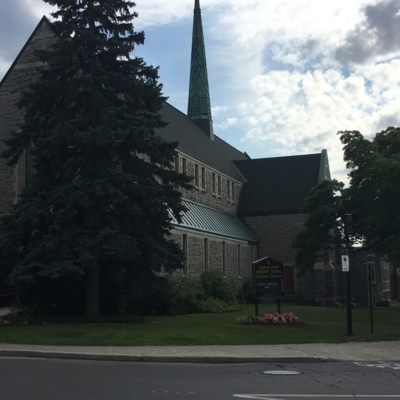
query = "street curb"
xmin=0 ymin=349 xmax=334 ymax=363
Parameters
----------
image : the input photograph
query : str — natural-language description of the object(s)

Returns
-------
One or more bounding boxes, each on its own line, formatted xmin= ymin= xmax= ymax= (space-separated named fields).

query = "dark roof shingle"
xmin=234 ymin=153 xmax=322 ymax=215
xmin=157 ymin=102 xmax=249 ymax=182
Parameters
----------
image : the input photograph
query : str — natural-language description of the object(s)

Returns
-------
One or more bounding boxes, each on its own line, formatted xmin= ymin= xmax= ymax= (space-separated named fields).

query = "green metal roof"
xmin=170 ymin=199 xmax=258 ymax=242
xmin=187 ymin=0 xmax=212 ymax=121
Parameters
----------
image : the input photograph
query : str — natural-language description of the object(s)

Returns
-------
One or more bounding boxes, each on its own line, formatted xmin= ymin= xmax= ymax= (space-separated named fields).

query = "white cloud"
xmin=235 ymin=62 xmax=400 ymax=182
xmin=211 ymin=105 xmax=228 ymax=116
xmin=2 ymin=0 xmax=400 ymax=186
xmin=22 ymin=0 xmax=54 ymax=20
xmin=215 ymin=117 xmax=238 ymax=130
xmin=0 ymin=58 xmax=9 ymax=77
xmin=357 ymin=59 xmax=400 ymax=94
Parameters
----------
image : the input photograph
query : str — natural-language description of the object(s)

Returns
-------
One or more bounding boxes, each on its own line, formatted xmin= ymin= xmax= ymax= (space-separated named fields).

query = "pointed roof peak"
xmin=0 ymin=16 xmax=54 ymax=90
xmin=188 ymin=0 xmax=214 ymax=139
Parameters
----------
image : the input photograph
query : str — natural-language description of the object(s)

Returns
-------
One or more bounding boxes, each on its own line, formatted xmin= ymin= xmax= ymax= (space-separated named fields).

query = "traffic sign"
xmin=342 ymin=255 xmax=350 ymax=272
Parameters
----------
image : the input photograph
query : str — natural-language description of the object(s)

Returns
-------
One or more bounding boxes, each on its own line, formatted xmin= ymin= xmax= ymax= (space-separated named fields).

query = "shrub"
xmin=377 ymin=299 xmax=391 ymax=307
xmin=335 ymin=301 xmax=344 ymax=308
xmin=351 ymin=299 xmax=359 ymax=308
xmin=335 ymin=299 xmax=358 ymax=308
xmin=236 ymin=277 xmax=254 ymax=304
xmin=163 ymin=272 xmax=242 ymax=315
xmin=198 ymin=298 xmax=226 ymax=313
xmin=201 ymin=270 xmax=236 ymax=304
xmin=168 ymin=276 xmax=205 ymax=315
xmin=125 ymin=275 xmax=176 ymax=316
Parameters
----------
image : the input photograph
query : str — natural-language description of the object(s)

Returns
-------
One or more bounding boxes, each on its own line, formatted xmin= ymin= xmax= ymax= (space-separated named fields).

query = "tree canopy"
xmin=0 ymin=0 xmax=191 ymax=316
xmin=293 ymin=126 xmax=400 ymax=274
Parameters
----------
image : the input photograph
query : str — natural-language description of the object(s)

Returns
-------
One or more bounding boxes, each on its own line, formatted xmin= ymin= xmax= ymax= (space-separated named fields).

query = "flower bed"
xmin=0 ymin=310 xmax=19 ymax=325
xmin=237 ymin=312 xmax=304 ymax=325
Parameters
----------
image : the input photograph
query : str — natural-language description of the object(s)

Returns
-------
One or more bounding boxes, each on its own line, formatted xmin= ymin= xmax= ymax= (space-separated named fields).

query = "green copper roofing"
xmin=187 ymin=0 xmax=212 ymax=122
xmin=170 ymin=199 xmax=258 ymax=242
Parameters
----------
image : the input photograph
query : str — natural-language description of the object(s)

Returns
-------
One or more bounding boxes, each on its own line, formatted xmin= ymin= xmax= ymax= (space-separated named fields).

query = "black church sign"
xmin=252 ymin=257 xmax=285 ymax=299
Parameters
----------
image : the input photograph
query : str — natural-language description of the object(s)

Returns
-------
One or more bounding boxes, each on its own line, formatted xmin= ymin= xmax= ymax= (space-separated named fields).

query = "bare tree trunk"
xmin=85 ymin=260 xmax=100 ymax=316
xmin=118 ymin=265 xmax=128 ymax=315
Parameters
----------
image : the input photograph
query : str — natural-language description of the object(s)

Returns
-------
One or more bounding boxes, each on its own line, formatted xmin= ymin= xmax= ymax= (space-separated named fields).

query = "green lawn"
xmin=0 ymin=304 xmax=399 ymax=346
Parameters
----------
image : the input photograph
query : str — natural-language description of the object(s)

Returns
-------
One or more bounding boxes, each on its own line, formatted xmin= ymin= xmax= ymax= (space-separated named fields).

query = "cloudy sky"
xmin=1 ymin=0 xmax=400 ymax=182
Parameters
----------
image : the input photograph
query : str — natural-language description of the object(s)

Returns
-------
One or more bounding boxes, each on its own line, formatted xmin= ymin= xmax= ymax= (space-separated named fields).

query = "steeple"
xmin=188 ymin=0 xmax=214 ymax=140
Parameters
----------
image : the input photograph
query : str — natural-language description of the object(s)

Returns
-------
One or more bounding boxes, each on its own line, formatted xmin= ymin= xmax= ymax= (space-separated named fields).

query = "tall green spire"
xmin=188 ymin=0 xmax=214 ymax=139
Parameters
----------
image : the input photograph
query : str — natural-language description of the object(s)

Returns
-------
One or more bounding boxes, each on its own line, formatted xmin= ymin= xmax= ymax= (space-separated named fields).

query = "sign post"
xmin=345 ymin=258 xmax=354 ymax=336
xmin=367 ymin=260 xmax=375 ymax=334
xmin=343 ymin=214 xmax=355 ymax=337
xmin=252 ymin=257 xmax=285 ymax=314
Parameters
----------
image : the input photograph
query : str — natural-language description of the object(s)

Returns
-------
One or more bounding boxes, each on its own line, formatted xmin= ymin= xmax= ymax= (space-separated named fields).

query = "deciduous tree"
xmin=293 ymin=127 xmax=400 ymax=273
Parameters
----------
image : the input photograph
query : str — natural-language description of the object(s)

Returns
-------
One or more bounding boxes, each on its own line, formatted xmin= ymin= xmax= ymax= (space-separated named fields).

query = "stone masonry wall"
xmin=187 ymin=236 xmax=204 ymax=278
xmin=244 ymin=213 xmax=342 ymax=304
xmin=176 ymin=154 xmax=241 ymax=214
xmin=336 ymin=253 xmax=392 ymax=307
xmin=296 ymin=269 xmax=338 ymax=306
xmin=244 ymin=213 xmax=307 ymax=263
xmin=296 ymin=272 xmax=315 ymax=301
xmin=209 ymin=239 xmax=223 ymax=271
xmin=171 ymin=229 xmax=253 ymax=284
xmin=240 ymin=245 xmax=252 ymax=278
xmin=0 ymin=21 xmax=55 ymax=215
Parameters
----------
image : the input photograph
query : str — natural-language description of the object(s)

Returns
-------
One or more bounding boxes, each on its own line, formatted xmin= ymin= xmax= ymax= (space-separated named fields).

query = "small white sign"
xmin=342 ymin=255 xmax=350 ymax=271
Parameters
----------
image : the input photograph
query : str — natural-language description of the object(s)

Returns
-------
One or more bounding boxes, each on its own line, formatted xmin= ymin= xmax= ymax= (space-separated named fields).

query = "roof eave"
xmin=239 ymin=209 xmax=304 ymax=217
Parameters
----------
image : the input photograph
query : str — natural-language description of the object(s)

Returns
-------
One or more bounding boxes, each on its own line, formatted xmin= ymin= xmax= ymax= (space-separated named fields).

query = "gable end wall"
xmin=244 ymin=213 xmax=306 ymax=263
xmin=0 ymin=22 xmax=55 ymax=215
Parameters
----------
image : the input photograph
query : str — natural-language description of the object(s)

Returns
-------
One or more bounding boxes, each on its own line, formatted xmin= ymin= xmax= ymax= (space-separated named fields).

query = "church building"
xmin=0 ymin=1 xmax=336 ymax=304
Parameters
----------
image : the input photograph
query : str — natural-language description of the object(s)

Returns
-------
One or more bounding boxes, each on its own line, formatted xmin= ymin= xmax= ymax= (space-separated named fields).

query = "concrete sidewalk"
xmin=0 ymin=341 xmax=399 ymax=363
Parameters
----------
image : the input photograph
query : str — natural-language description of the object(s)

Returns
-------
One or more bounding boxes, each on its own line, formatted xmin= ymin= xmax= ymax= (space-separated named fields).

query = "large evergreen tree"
xmin=1 ymin=0 xmax=191 ymax=316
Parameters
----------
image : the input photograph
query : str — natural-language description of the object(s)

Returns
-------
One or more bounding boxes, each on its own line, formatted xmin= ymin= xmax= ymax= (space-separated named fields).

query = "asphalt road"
xmin=0 ymin=357 xmax=399 ymax=399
